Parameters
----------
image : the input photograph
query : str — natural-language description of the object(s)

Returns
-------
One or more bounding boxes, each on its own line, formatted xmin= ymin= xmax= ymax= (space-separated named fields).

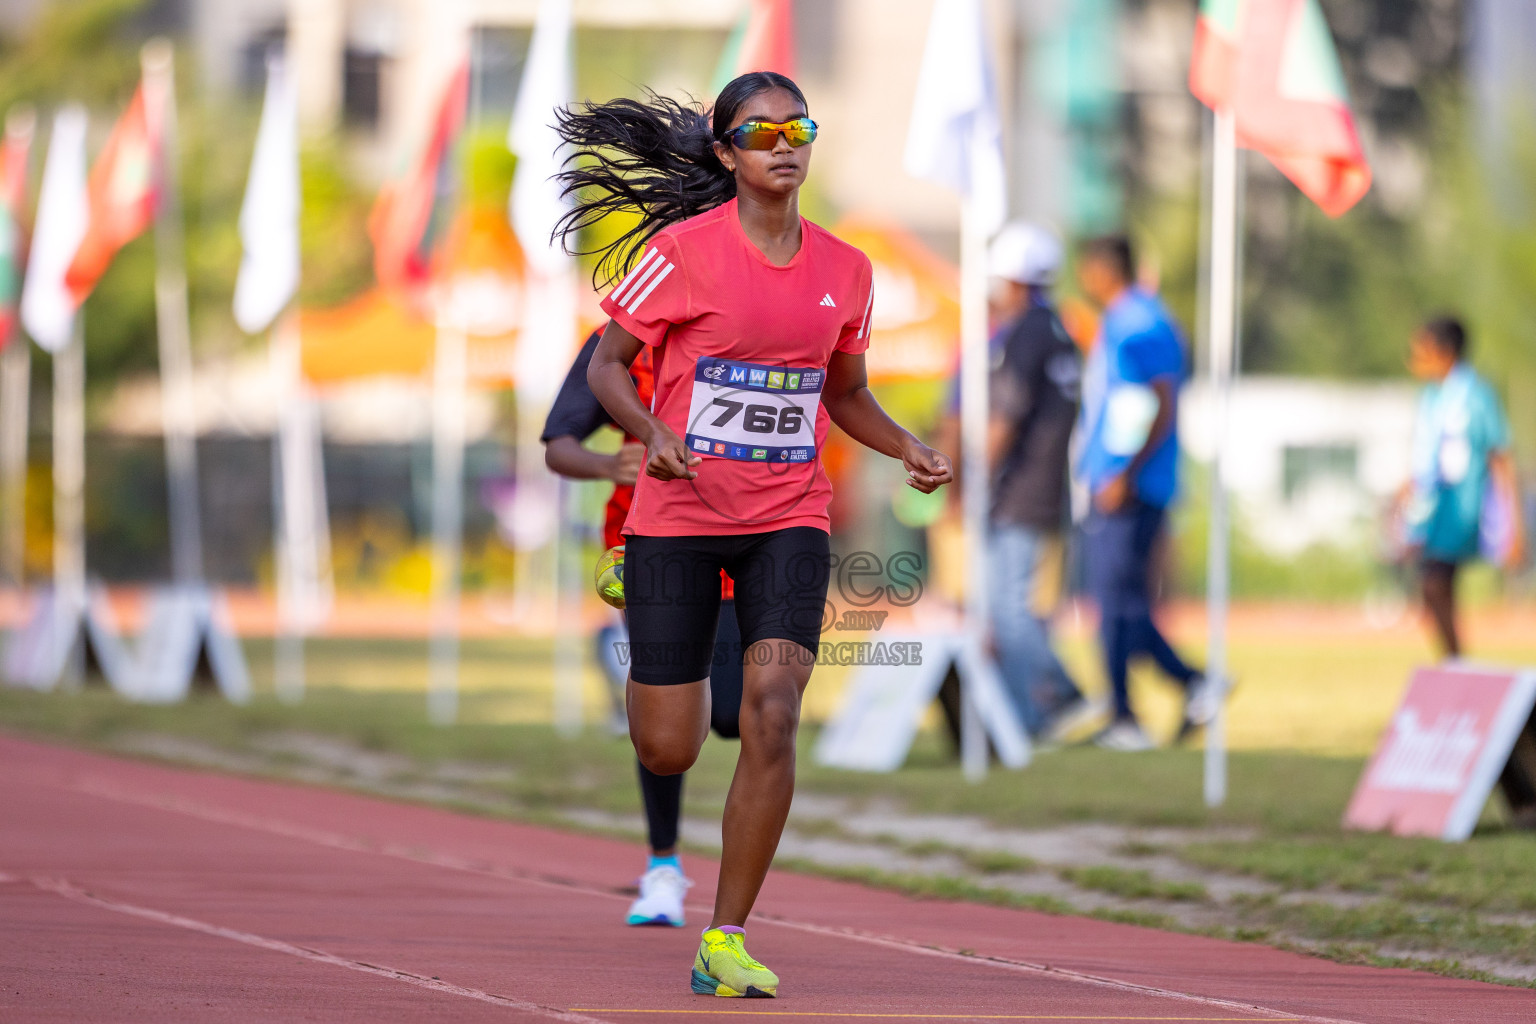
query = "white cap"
xmin=988 ymin=221 xmax=1063 ymax=286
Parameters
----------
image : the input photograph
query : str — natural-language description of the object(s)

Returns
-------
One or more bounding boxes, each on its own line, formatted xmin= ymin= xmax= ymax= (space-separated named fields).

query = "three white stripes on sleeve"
xmin=611 ymin=246 xmax=875 ymax=340
xmin=609 ymin=249 xmax=674 ymax=315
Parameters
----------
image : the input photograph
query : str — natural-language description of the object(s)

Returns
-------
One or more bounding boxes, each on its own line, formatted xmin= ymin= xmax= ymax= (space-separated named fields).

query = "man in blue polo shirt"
xmin=1400 ymin=316 xmax=1526 ymax=658
xmin=1075 ymin=236 xmax=1212 ymax=751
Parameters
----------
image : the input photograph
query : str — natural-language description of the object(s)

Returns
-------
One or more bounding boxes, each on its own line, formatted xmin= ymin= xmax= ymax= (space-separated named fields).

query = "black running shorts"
xmin=624 ymin=527 xmax=832 ymax=685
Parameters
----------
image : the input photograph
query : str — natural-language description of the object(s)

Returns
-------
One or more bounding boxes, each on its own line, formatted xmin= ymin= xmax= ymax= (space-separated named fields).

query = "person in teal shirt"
xmin=1400 ymin=317 xmax=1526 ymax=658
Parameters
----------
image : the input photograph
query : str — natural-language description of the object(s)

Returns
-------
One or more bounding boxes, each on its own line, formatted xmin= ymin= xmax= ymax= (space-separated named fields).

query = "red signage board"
xmin=1344 ymin=665 xmax=1536 ymax=841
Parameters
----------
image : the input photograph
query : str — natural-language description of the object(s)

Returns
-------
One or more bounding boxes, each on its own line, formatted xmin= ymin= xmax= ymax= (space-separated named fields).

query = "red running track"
xmin=1 ymin=734 xmax=1531 ymax=1023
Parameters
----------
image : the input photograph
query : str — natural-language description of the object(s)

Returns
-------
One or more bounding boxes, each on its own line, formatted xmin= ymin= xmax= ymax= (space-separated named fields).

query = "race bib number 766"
xmin=684 ymin=357 xmax=822 ymax=464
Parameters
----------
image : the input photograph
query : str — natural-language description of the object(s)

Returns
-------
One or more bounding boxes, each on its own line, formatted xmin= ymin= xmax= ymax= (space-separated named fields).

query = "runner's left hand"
xmin=901 ymin=440 xmax=952 ymax=494
xmin=645 ymin=424 xmax=701 ymax=481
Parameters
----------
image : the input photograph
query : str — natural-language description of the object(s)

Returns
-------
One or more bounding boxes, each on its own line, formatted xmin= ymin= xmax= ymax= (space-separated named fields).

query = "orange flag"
xmin=64 ymin=83 xmax=161 ymax=302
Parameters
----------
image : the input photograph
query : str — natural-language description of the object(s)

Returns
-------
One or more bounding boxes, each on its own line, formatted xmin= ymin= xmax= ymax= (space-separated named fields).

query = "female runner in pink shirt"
xmin=555 ymin=72 xmax=952 ymax=998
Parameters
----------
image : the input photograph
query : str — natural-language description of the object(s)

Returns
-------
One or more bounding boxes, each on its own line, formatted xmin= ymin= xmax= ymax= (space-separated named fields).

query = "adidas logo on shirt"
xmin=610 ymin=250 xmax=675 ymax=314
xmin=820 ymin=294 xmax=836 ymax=307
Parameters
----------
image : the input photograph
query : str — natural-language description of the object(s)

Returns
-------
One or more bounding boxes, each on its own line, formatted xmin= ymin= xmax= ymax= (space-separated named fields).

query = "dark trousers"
xmin=1084 ymin=499 xmax=1198 ymax=722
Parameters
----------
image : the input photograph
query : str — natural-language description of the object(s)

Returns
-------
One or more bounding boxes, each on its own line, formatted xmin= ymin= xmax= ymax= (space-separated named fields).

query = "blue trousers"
xmin=989 ymin=524 xmax=1083 ymax=735
xmin=1083 ymin=500 xmax=1198 ymax=722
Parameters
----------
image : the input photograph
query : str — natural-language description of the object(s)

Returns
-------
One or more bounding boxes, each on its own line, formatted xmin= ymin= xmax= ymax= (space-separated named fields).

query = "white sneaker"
xmin=625 ymin=864 xmax=691 ymax=927
xmin=1183 ymin=674 xmax=1220 ymax=727
xmin=1043 ymin=696 xmax=1107 ymax=744
xmin=1094 ymin=720 xmax=1155 ymax=751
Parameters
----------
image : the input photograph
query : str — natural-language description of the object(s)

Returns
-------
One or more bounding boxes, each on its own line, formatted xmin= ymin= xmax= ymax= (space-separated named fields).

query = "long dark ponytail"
xmin=553 ymin=71 xmax=808 ymax=288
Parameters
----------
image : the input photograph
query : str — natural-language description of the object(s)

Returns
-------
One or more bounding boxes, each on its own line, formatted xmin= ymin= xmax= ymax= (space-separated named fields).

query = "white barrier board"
xmin=815 ymin=632 xmax=1030 ymax=772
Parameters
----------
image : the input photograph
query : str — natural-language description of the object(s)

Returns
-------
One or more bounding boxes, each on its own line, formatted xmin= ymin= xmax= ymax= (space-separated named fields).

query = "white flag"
xmin=508 ymin=0 xmax=573 ymax=275
xmin=508 ymin=0 xmax=578 ymax=403
xmin=904 ymin=0 xmax=1007 ymax=232
xmin=19 ymin=107 xmax=87 ymax=353
xmin=234 ymin=52 xmax=300 ymax=334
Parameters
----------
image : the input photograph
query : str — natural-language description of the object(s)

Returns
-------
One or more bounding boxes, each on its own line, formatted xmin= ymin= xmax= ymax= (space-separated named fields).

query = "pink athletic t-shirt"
xmin=600 ymin=199 xmax=874 ymax=537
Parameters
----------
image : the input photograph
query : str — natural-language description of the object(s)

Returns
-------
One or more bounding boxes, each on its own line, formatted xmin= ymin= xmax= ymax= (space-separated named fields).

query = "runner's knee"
xmin=633 ymin=734 xmax=702 ymax=776
xmin=744 ymin=685 xmax=800 ymax=755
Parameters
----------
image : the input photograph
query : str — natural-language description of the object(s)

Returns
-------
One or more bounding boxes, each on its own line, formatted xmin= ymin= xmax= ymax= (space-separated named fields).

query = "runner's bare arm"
xmin=588 ymin=320 xmax=700 ymax=481
xmin=823 ymin=349 xmax=953 ymax=494
xmin=544 ymin=435 xmax=644 ymax=485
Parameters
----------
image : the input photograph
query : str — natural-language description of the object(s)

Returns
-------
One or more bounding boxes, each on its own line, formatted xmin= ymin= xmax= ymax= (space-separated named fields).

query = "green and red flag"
xmin=711 ymin=0 xmax=796 ymax=93
xmin=0 ymin=111 xmax=34 ymax=348
xmin=368 ymin=58 xmax=469 ymax=295
xmin=1190 ymin=0 xmax=1370 ymax=217
xmin=65 ymin=81 xmax=163 ymax=302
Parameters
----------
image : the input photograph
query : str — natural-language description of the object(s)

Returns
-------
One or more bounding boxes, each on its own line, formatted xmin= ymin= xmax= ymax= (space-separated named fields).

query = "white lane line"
xmin=23 ymin=874 xmax=610 ymax=1024
xmin=65 ymin=779 xmax=1362 ymax=1024
xmin=748 ymin=917 xmax=1360 ymax=1024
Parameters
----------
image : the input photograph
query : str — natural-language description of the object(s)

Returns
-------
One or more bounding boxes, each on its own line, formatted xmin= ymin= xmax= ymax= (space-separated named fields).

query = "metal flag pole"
xmin=0 ymin=106 xmax=36 ymax=592
xmin=958 ymin=193 xmax=991 ymax=782
xmin=428 ymin=316 xmax=468 ymax=726
xmin=143 ymin=41 xmax=204 ymax=587
xmin=553 ymin=474 xmax=583 ymax=737
xmin=1203 ymin=107 xmax=1239 ymax=808
xmin=426 ymin=34 xmax=475 ymax=727
xmin=53 ymin=316 xmax=86 ymax=687
xmin=0 ymin=339 xmax=27 ymax=588
xmin=272 ymin=314 xmax=327 ymax=705
xmin=508 ymin=0 xmax=581 ymax=733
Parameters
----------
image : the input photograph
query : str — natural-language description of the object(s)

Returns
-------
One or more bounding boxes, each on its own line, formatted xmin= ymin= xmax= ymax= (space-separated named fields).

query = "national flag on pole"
xmin=64 ymin=82 xmax=162 ymax=302
xmin=234 ymin=52 xmax=300 ymax=334
xmin=19 ymin=108 xmax=88 ymax=353
xmin=368 ymin=59 xmax=469 ymax=294
xmin=508 ymin=0 xmax=573 ymax=276
xmin=508 ymin=0 xmax=579 ymax=403
xmin=903 ymin=0 xmax=1007 ymax=232
xmin=711 ymin=0 xmax=796 ymax=91
xmin=0 ymin=110 xmax=34 ymax=349
xmin=1190 ymin=0 xmax=1371 ymax=217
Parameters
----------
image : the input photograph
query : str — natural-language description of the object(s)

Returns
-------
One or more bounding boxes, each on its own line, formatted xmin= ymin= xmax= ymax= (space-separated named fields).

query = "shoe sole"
xmin=691 ymin=967 xmax=775 ymax=998
xmin=626 ymin=912 xmax=686 ymax=927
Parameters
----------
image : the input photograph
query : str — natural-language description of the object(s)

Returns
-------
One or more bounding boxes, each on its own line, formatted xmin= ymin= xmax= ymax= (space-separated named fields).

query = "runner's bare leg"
xmin=712 ymin=639 xmax=814 ymax=927
xmin=628 ymin=678 xmax=712 ymax=776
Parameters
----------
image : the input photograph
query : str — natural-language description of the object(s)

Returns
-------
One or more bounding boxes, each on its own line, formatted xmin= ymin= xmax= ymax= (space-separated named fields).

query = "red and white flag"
xmin=64 ymin=80 xmax=163 ymax=302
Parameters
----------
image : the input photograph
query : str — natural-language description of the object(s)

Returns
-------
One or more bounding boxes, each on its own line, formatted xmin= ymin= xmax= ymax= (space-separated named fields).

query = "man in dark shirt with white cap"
xmin=985 ymin=222 xmax=1091 ymax=739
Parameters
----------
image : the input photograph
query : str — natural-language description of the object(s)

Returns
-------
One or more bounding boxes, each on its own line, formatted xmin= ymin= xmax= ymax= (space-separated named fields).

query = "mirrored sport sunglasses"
xmin=722 ymin=118 xmax=819 ymax=150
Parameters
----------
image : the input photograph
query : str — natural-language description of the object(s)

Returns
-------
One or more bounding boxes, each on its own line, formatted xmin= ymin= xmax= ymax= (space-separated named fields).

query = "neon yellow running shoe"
xmin=690 ymin=927 xmax=778 ymax=998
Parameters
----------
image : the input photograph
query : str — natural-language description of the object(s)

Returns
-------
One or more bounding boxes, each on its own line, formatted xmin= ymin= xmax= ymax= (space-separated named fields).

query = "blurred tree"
xmin=0 ymin=0 xmax=144 ymax=112
xmin=292 ymin=135 xmax=376 ymax=310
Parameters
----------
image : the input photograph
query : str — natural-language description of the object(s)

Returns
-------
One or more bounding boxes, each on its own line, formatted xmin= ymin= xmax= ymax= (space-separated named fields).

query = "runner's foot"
xmin=691 ymin=926 xmax=778 ymax=997
xmin=626 ymin=863 xmax=690 ymax=927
